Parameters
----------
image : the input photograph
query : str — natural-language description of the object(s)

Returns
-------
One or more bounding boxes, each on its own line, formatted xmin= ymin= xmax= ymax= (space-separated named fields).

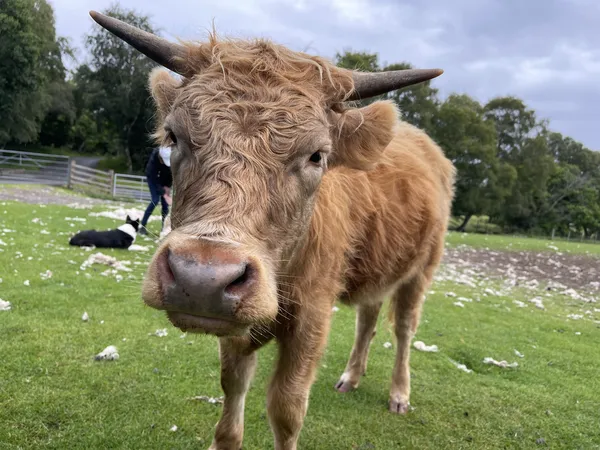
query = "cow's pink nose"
xmin=168 ymin=250 xmax=250 ymax=293
xmin=160 ymin=249 xmax=257 ymax=319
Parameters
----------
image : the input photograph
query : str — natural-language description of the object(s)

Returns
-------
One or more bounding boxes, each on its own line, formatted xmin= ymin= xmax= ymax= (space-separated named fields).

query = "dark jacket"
xmin=145 ymin=148 xmax=172 ymax=188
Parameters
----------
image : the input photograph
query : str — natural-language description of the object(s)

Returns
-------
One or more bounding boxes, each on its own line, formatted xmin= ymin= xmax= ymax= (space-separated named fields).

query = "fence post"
xmin=67 ymin=159 xmax=76 ymax=189
xmin=66 ymin=157 xmax=72 ymax=188
xmin=108 ymin=170 xmax=116 ymax=197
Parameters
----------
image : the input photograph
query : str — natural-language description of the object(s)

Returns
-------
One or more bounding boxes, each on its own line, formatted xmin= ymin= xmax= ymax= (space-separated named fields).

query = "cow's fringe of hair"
xmin=174 ymin=29 xmax=354 ymax=103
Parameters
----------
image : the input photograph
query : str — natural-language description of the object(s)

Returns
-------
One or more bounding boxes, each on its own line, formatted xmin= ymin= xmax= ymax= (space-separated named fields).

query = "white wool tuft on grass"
xmin=89 ymin=207 xmax=157 ymax=222
xmin=413 ymin=341 xmax=439 ymax=352
xmin=483 ymin=357 xmax=518 ymax=368
xmin=188 ymin=395 xmax=224 ymax=404
xmin=94 ymin=345 xmax=119 ymax=361
xmin=128 ymin=244 xmax=150 ymax=252
xmin=0 ymin=299 xmax=12 ymax=311
xmin=448 ymin=358 xmax=473 ymax=374
xmin=80 ymin=252 xmax=132 ymax=272
xmin=149 ymin=328 xmax=168 ymax=337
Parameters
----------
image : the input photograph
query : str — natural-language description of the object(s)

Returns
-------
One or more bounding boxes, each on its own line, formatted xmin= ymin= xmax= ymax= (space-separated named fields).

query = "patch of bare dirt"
xmin=442 ymin=245 xmax=599 ymax=300
xmin=0 ymin=186 xmax=117 ymax=207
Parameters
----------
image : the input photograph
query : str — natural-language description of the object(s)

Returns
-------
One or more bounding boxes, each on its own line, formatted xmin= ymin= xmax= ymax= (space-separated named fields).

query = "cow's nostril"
xmin=229 ymin=264 xmax=249 ymax=287
xmin=225 ymin=262 xmax=256 ymax=294
xmin=158 ymin=248 xmax=175 ymax=288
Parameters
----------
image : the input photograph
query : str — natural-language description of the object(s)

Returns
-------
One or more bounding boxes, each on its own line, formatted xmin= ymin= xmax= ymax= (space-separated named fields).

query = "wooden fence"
xmin=69 ymin=161 xmax=114 ymax=196
xmin=0 ymin=150 xmax=151 ymax=203
xmin=68 ymin=160 xmax=151 ymax=202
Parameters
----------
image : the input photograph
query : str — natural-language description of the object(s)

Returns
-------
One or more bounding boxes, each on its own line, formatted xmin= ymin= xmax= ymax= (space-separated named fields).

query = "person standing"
xmin=139 ymin=146 xmax=172 ymax=235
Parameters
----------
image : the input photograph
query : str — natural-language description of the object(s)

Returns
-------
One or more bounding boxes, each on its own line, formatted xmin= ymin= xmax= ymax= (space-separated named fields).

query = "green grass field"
xmin=1 ymin=199 xmax=599 ymax=449
xmin=446 ymin=231 xmax=600 ymax=257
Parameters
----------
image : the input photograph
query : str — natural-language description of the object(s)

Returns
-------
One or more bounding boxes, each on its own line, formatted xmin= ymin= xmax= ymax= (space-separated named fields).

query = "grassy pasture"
xmin=0 ymin=197 xmax=599 ymax=449
xmin=446 ymin=231 xmax=600 ymax=256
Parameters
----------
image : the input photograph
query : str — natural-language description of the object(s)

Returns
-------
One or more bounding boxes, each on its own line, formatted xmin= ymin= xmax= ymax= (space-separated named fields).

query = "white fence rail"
xmin=0 ymin=149 xmax=152 ymax=203
xmin=113 ymin=173 xmax=152 ymax=202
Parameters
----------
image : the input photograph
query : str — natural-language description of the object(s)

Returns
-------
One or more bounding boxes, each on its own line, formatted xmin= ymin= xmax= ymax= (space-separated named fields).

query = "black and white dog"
xmin=69 ymin=215 xmax=140 ymax=249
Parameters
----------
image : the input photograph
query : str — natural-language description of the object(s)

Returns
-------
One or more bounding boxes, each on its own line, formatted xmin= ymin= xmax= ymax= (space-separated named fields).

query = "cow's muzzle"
xmin=147 ymin=237 xmax=259 ymax=336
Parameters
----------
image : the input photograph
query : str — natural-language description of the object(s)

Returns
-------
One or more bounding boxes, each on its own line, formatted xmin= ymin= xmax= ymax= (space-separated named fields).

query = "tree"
xmin=564 ymin=178 xmax=600 ymax=238
xmin=483 ymin=96 xmax=557 ymax=229
xmin=69 ymin=64 xmax=120 ymax=154
xmin=0 ymin=0 xmax=69 ymax=146
xmin=38 ymin=80 xmax=76 ymax=148
xmin=433 ymin=94 xmax=515 ymax=231
xmin=382 ymin=62 xmax=440 ymax=133
xmin=548 ymin=131 xmax=600 ymax=174
xmin=541 ymin=132 xmax=600 ymax=235
xmin=483 ymin=96 xmax=541 ymax=161
xmin=483 ymin=160 xmax=518 ymax=224
xmin=82 ymin=3 xmax=159 ymax=172
xmin=334 ymin=50 xmax=380 ymax=72
xmin=334 ymin=50 xmax=381 ymax=107
xmin=504 ymin=135 xmax=556 ymax=229
xmin=334 ymin=53 xmax=440 ymax=131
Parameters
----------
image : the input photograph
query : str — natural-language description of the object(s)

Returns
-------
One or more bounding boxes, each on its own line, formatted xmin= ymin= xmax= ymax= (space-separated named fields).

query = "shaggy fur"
xmin=140 ymin=33 xmax=455 ymax=450
xmin=69 ymin=215 xmax=140 ymax=249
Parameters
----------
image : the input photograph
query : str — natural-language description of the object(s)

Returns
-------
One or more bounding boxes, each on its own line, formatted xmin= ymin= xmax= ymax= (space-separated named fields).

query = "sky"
xmin=50 ymin=0 xmax=600 ymax=150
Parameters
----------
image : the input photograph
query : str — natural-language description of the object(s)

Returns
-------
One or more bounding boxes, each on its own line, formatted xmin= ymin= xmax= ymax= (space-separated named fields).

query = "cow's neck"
xmin=281 ymin=195 xmax=318 ymax=276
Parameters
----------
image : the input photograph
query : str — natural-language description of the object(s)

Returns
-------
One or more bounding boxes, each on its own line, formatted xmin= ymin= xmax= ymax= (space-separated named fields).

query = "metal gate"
xmin=113 ymin=173 xmax=152 ymax=202
xmin=0 ymin=149 xmax=70 ymax=186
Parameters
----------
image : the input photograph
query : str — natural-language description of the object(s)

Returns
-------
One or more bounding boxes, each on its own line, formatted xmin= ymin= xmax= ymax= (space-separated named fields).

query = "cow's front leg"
xmin=209 ymin=336 xmax=259 ymax=450
xmin=335 ymin=300 xmax=383 ymax=392
xmin=267 ymin=311 xmax=332 ymax=450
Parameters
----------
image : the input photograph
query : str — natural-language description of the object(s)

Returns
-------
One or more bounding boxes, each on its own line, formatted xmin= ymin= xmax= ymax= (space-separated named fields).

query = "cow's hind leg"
xmin=388 ymin=271 xmax=431 ymax=414
xmin=335 ymin=300 xmax=383 ymax=393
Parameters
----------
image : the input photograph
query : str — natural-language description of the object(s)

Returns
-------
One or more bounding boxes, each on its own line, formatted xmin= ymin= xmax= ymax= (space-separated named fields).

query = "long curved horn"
xmin=347 ymin=68 xmax=444 ymax=101
xmin=89 ymin=10 xmax=189 ymax=76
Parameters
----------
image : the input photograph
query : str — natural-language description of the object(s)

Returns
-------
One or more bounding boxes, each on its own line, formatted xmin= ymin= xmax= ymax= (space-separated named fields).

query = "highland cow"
xmin=90 ymin=10 xmax=456 ymax=450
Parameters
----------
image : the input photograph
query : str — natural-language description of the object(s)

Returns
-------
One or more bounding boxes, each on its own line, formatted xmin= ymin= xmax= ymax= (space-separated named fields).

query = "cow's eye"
xmin=309 ymin=151 xmax=322 ymax=164
xmin=168 ymin=131 xmax=177 ymax=146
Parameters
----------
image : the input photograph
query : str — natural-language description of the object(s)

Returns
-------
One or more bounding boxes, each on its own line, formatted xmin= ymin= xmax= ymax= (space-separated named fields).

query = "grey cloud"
xmin=52 ymin=0 xmax=600 ymax=149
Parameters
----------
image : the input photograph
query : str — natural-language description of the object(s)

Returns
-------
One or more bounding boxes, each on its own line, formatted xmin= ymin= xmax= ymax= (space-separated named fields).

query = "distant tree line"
xmin=1 ymin=0 xmax=156 ymax=173
xmin=2 ymin=1 xmax=599 ymax=236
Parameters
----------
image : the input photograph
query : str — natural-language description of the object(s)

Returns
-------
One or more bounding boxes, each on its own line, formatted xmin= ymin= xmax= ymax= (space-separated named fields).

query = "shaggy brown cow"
xmin=90 ymin=11 xmax=456 ymax=450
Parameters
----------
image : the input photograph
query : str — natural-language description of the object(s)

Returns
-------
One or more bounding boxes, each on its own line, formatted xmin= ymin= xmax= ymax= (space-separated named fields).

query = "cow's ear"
xmin=329 ymin=100 xmax=398 ymax=171
xmin=149 ymin=68 xmax=180 ymax=122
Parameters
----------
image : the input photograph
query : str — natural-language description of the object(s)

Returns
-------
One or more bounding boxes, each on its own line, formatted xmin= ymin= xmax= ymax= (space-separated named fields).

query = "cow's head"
xmin=90 ymin=11 xmax=443 ymax=336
